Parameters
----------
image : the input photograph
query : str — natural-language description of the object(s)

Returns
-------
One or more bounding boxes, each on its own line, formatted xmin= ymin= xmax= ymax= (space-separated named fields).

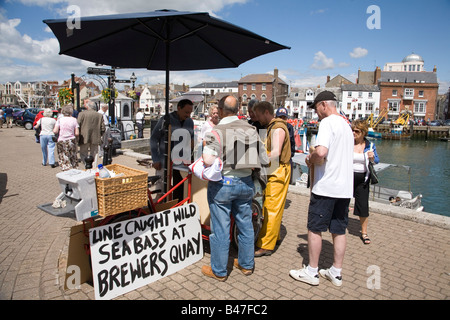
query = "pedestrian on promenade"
xmin=0 ymin=108 xmax=4 ymax=128
xmin=351 ymin=119 xmax=379 ymax=244
xmin=201 ymin=95 xmax=267 ymax=281
xmin=98 ymin=103 xmax=110 ymax=158
xmin=247 ymin=99 xmax=263 ymax=131
xmin=5 ymin=106 xmax=14 ymax=128
xmin=53 ymin=104 xmax=79 ymax=171
xmin=289 ymin=91 xmax=353 ymax=287
xmin=77 ymin=100 xmax=105 ymax=166
xmin=150 ymin=99 xmax=194 ymax=202
xmin=34 ymin=108 xmax=57 ymax=168
xmin=135 ymin=108 xmax=145 ymax=139
xmin=252 ymin=101 xmax=291 ymax=257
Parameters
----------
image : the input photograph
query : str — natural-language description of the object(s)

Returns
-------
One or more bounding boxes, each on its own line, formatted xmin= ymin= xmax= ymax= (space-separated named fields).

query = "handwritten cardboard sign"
xmin=89 ymin=203 xmax=203 ymax=300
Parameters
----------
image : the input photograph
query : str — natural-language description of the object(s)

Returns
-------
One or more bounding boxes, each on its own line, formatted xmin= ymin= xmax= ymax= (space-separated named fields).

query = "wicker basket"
xmin=95 ymin=164 xmax=148 ymax=217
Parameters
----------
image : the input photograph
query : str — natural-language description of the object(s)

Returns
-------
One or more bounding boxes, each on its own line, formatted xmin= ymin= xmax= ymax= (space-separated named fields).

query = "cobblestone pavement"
xmin=0 ymin=125 xmax=449 ymax=303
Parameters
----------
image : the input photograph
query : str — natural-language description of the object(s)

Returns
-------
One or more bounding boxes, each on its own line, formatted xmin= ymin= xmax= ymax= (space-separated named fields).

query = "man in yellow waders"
xmin=252 ymin=101 xmax=291 ymax=257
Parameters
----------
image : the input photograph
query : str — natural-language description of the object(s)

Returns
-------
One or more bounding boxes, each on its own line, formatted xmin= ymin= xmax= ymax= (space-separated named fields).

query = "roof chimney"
xmin=374 ymin=66 xmax=381 ymax=84
xmin=433 ymin=66 xmax=437 ymax=73
xmin=326 ymin=75 xmax=330 ymax=83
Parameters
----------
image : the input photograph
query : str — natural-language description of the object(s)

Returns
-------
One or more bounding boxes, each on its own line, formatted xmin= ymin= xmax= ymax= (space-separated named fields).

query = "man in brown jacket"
xmin=78 ymin=100 xmax=105 ymax=165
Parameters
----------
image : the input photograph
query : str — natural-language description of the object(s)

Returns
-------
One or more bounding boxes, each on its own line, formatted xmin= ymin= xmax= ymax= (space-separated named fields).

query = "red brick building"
xmin=378 ymin=69 xmax=439 ymax=121
xmin=238 ymin=68 xmax=289 ymax=111
xmin=358 ymin=64 xmax=439 ymax=121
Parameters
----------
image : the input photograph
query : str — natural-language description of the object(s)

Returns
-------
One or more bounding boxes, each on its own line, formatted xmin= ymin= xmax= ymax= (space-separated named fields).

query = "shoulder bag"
xmin=368 ymin=142 xmax=379 ymax=185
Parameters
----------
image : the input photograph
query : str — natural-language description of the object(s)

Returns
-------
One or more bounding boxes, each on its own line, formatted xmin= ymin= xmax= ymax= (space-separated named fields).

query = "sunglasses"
xmin=352 ymin=129 xmax=361 ymax=133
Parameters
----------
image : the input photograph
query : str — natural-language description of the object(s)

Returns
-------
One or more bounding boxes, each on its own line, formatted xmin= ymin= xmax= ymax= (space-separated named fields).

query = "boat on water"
xmin=292 ymin=153 xmax=423 ymax=211
xmin=382 ymin=124 xmax=412 ymax=140
xmin=368 ymin=127 xmax=382 ymax=139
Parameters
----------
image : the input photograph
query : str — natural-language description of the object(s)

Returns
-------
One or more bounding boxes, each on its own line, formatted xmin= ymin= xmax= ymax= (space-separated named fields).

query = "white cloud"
xmin=18 ymin=0 xmax=248 ymax=17
xmin=350 ymin=47 xmax=368 ymax=58
xmin=0 ymin=16 xmax=91 ymax=83
xmin=0 ymin=0 xmax=249 ymax=84
xmin=310 ymin=51 xmax=335 ymax=70
xmin=310 ymin=8 xmax=328 ymax=15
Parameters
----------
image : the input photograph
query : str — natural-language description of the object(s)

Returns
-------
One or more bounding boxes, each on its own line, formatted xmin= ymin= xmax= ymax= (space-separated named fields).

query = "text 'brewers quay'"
xmin=0 ymin=1 xmax=449 ymax=308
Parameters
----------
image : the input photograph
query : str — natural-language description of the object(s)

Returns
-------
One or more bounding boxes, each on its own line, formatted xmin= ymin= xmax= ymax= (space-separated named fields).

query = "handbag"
xmin=368 ymin=142 xmax=378 ymax=185
xmin=188 ymin=156 xmax=223 ymax=181
xmin=368 ymin=161 xmax=379 ymax=185
xmin=52 ymin=134 xmax=58 ymax=142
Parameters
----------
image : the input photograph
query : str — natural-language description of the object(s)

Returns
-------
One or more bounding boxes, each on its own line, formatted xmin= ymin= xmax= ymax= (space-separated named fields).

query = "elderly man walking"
xmin=201 ymin=95 xmax=268 ymax=281
xmin=289 ymin=91 xmax=353 ymax=287
xmin=77 ymin=100 xmax=105 ymax=165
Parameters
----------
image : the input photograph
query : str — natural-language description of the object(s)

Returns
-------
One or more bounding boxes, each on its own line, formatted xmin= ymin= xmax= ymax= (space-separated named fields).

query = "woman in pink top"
xmin=53 ymin=104 xmax=79 ymax=171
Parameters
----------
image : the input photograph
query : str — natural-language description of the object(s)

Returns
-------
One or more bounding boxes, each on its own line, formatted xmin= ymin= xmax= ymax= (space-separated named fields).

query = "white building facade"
xmin=191 ymin=81 xmax=238 ymax=96
xmin=340 ymin=84 xmax=380 ymax=120
xmin=383 ymin=53 xmax=425 ymax=72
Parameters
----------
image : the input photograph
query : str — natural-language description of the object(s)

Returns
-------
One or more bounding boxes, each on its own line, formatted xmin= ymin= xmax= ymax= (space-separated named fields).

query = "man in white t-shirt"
xmin=289 ymin=91 xmax=353 ymax=287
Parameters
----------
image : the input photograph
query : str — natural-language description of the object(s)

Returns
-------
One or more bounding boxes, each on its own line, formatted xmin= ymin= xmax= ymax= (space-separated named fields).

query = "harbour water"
xmin=372 ymin=138 xmax=450 ymax=217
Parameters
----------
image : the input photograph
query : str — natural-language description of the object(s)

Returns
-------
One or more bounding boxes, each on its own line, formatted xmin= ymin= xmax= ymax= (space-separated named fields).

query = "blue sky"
xmin=1 ymin=0 xmax=449 ymax=93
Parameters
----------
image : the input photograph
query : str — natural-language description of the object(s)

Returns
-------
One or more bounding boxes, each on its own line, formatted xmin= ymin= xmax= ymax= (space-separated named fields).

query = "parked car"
xmin=18 ymin=108 xmax=43 ymax=130
xmin=13 ymin=110 xmax=25 ymax=124
xmin=428 ymin=120 xmax=442 ymax=126
xmin=444 ymin=119 xmax=450 ymax=126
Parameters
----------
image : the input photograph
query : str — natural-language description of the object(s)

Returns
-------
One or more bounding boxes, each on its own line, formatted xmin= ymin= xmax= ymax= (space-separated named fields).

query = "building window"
xmin=347 ymin=103 xmax=351 ymax=110
xmin=414 ymin=102 xmax=426 ymax=113
xmin=368 ymin=92 xmax=373 ymax=98
xmin=261 ymin=94 xmax=267 ymax=101
xmin=357 ymin=103 xmax=362 ymax=110
xmin=389 ymin=101 xmax=399 ymax=112
xmin=365 ymin=102 xmax=374 ymax=111
xmin=347 ymin=91 xmax=352 ymax=97
xmin=418 ymin=90 xmax=424 ymax=97
xmin=404 ymin=88 xmax=414 ymax=98
xmin=417 ymin=65 xmax=421 ymax=72
xmin=243 ymin=84 xmax=247 ymax=90
xmin=242 ymin=94 xmax=247 ymax=102
xmin=262 ymin=83 xmax=266 ymax=90
xmin=392 ymin=89 xmax=397 ymax=96
xmin=252 ymin=83 xmax=256 ymax=90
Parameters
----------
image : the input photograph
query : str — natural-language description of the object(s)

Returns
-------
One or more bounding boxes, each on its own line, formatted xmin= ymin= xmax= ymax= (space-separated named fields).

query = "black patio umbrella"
xmin=44 ymin=9 xmax=290 ymax=193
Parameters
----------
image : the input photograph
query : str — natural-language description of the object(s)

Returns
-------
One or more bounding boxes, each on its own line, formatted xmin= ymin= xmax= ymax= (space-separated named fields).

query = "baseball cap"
xmin=309 ymin=91 xmax=337 ymax=109
xmin=276 ymin=107 xmax=288 ymax=117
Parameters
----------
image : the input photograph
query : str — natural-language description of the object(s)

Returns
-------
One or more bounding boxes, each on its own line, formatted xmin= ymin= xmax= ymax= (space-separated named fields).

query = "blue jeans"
xmin=207 ymin=175 xmax=255 ymax=277
xmin=40 ymin=135 xmax=55 ymax=165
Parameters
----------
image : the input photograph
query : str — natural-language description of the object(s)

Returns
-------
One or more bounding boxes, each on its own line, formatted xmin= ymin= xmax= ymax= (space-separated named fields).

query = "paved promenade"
xmin=0 ymin=125 xmax=449 ymax=303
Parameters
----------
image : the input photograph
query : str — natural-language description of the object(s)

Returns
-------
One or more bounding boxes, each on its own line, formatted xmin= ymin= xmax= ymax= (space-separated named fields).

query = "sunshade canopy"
xmin=44 ymin=9 xmax=290 ymax=71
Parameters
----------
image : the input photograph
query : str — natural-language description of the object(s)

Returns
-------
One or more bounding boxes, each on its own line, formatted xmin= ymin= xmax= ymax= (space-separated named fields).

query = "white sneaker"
xmin=289 ymin=265 xmax=319 ymax=286
xmin=319 ymin=268 xmax=343 ymax=287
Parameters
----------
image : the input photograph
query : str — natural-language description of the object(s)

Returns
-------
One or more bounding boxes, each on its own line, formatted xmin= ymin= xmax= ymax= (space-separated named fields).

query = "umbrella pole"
xmin=163 ymin=29 xmax=171 ymax=200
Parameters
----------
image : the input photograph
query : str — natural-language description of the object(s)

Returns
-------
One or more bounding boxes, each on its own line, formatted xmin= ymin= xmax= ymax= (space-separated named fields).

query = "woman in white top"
xmin=34 ymin=108 xmax=57 ymax=167
xmin=53 ymin=104 xmax=80 ymax=171
xmin=352 ymin=120 xmax=380 ymax=244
